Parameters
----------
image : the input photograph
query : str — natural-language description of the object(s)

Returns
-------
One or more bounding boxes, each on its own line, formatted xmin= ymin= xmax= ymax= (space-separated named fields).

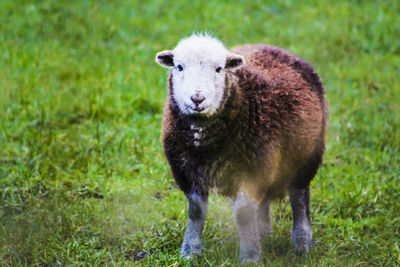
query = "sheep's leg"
xmin=180 ymin=192 xmax=208 ymax=259
xmin=258 ymin=198 xmax=272 ymax=240
xmin=289 ymin=186 xmax=312 ymax=254
xmin=234 ymin=192 xmax=261 ymax=263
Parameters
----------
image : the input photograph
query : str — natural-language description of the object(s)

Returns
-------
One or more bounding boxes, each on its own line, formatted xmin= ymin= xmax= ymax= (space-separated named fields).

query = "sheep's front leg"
xmin=289 ymin=186 xmax=312 ymax=254
xmin=181 ymin=192 xmax=208 ymax=259
xmin=234 ymin=192 xmax=261 ymax=263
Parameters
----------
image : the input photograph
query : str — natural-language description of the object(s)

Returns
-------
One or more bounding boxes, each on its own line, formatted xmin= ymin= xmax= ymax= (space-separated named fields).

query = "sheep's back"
xmin=231 ymin=44 xmax=325 ymax=95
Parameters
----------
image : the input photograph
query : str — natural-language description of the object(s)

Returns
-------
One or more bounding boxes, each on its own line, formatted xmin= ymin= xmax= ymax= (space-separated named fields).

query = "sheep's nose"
xmin=190 ymin=94 xmax=205 ymax=105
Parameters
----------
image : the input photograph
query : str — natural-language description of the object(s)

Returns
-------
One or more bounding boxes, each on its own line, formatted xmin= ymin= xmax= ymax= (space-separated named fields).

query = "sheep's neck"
xmin=182 ymin=116 xmax=228 ymax=148
xmin=181 ymin=96 xmax=246 ymax=151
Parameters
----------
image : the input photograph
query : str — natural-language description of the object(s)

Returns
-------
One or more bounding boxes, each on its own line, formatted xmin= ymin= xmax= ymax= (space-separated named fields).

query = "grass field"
xmin=0 ymin=0 xmax=399 ymax=266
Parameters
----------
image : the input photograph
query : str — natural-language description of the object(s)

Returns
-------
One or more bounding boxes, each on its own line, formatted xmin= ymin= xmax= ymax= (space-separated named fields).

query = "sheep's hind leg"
xmin=234 ymin=192 xmax=261 ymax=264
xmin=258 ymin=197 xmax=272 ymax=240
xmin=289 ymin=186 xmax=312 ymax=254
xmin=180 ymin=192 xmax=208 ymax=259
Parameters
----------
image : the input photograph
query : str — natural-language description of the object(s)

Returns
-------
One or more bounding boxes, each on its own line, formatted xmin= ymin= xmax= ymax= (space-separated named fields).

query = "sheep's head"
xmin=156 ymin=34 xmax=245 ymax=116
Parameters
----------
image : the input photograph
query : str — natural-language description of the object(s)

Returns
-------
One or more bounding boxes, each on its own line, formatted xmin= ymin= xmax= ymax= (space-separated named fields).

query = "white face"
xmin=156 ymin=34 xmax=244 ymax=116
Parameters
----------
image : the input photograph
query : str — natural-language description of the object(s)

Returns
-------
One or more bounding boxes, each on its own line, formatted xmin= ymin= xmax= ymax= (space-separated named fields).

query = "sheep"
xmin=155 ymin=33 xmax=328 ymax=264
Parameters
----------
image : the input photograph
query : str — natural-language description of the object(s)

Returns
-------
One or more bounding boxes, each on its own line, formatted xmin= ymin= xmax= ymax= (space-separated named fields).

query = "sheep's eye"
xmin=177 ymin=65 xmax=183 ymax=71
xmin=215 ymin=67 xmax=222 ymax=73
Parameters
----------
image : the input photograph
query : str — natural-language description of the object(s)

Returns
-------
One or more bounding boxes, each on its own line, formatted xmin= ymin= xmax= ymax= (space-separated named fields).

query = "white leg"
xmin=180 ymin=192 xmax=208 ymax=259
xmin=258 ymin=198 xmax=272 ymax=240
xmin=234 ymin=192 xmax=261 ymax=264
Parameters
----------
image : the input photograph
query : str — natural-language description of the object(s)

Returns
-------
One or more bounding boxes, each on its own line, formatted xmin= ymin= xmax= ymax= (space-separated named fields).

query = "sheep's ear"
xmin=225 ymin=53 xmax=245 ymax=70
xmin=156 ymin=50 xmax=174 ymax=68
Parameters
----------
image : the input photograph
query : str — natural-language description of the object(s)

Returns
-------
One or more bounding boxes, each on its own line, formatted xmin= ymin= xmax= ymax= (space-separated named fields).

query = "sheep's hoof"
xmin=292 ymin=228 xmax=312 ymax=255
xmin=294 ymin=247 xmax=309 ymax=256
xmin=239 ymin=249 xmax=260 ymax=265
xmin=293 ymin=241 xmax=311 ymax=256
xmin=180 ymin=244 xmax=202 ymax=260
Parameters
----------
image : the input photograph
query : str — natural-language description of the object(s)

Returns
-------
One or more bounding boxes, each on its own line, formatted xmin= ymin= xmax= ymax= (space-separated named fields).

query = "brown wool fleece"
xmin=162 ymin=44 xmax=328 ymax=202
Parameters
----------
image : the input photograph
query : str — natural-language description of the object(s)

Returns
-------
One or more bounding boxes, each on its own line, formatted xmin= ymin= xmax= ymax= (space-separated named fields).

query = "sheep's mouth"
xmin=185 ymin=104 xmax=206 ymax=113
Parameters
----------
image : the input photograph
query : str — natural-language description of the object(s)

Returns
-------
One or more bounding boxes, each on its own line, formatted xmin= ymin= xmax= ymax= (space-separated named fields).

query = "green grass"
xmin=0 ymin=0 xmax=399 ymax=265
